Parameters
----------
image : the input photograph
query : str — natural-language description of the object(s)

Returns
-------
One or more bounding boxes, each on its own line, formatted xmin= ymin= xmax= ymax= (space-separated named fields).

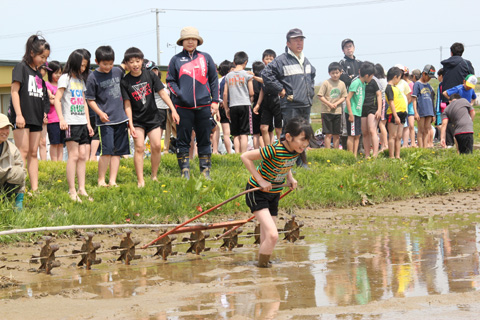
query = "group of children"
xmin=318 ymin=60 xmax=477 ymax=159
xmin=215 ymin=49 xmax=283 ymax=154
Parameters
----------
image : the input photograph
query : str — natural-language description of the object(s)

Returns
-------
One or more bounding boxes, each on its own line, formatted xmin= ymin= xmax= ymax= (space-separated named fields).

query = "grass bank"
xmin=1 ymin=147 xmax=479 ymax=234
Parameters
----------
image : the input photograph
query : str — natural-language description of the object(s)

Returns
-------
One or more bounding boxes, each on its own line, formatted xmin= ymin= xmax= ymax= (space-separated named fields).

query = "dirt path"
xmin=1 ymin=190 xmax=480 ymax=320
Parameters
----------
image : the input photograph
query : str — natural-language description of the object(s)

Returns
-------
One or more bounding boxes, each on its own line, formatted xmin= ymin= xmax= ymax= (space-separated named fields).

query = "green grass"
xmin=1 ymin=147 xmax=480 ymax=236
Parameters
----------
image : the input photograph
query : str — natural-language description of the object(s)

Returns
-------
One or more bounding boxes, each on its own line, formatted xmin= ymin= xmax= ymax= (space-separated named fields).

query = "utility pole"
xmin=152 ymin=9 xmax=166 ymax=66
xmin=440 ymin=46 xmax=442 ymax=62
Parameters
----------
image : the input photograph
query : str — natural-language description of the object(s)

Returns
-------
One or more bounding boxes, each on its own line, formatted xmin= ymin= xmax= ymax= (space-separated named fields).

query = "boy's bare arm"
xmin=375 ymin=90 xmax=382 ymax=119
xmin=470 ymin=108 xmax=475 ymax=121
xmin=223 ymin=84 xmax=230 ymax=120
xmin=253 ymin=76 xmax=263 ymax=84
xmin=123 ymin=99 xmax=137 ymax=138
xmin=346 ymin=92 xmax=354 ymax=121
xmin=440 ymin=118 xmax=448 ymax=148
xmin=442 ymin=91 xmax=449 ymax=100
xmin=248 ymin=79 xmax=254 ymax=103
xmin=87 ymin=99 xmax=109 ymax=123
xmin=254 ymin=88 xmax=264 ymax=115
xmin=318 ymin=96 xmax=334 ymax=109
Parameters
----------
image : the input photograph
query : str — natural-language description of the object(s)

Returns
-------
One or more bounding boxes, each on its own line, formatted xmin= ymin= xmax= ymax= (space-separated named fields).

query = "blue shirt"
xmin=446 ymin=84 xmax=477 ymax=103
xmin=412 ymin=81 xmax=434 ymax=117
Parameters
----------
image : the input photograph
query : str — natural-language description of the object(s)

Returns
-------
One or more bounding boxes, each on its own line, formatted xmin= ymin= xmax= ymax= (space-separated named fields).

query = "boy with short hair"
xmin=412 ymin=64 xmax=436 ymax=148
xmin=223 ymin=51 xmax=254 ymax=154
xmin=442 ymin=74 xmax=477 ymax=105
xmin=318 ymin=62 xmax=347 ymax=149
xmin=441 ymin=94 xmax=475 ymax=154
xmin=385 ymin=67 xmax=407 ymax=159
xmin=120 ymin=47 xmax=180 ymax=187
xmin=86 ymin=46 xmax=129 ymax=187
xmin=345 ymin=62 xmax=374 ymax=157
xmin=0 ymin=114 xmax=25 ymax=210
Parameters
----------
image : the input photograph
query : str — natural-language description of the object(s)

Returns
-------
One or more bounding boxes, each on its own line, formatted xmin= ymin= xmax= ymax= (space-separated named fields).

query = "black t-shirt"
xmin=363 ymin=77 xmax=380 ymax=109
xmin=253 ymin=80 xmax=262 ymax=106
xmin=121 ymin=70 xmax=164 ymax=124
xmin=9 ymin=61 xmax=49 ymax=126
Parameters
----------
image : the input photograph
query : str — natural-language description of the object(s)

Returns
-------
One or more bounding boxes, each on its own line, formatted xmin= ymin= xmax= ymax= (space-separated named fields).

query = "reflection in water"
xmin=3 ymin=216 xmax=480 ymax=319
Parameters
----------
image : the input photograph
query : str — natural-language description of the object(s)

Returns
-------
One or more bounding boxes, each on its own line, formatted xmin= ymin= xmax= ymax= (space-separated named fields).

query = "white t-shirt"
xmin=58 ymin=74 xmax=87 ymax=125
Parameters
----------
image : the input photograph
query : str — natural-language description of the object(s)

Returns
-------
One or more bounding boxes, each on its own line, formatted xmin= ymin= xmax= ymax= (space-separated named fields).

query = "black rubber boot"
xmin=199 ymin=154 xmax=211 ymax=180
xmin=177 ymin=153 xmax=190 ymax=180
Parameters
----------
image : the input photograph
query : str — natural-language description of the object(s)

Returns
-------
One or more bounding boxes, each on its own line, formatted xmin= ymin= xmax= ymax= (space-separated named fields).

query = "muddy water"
xmin=2 ymin=211 xmax=480 ymax=319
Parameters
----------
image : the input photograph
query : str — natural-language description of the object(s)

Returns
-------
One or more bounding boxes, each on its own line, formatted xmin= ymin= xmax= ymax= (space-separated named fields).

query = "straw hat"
xmin=176 ymin=27 xmax=203 ymax=46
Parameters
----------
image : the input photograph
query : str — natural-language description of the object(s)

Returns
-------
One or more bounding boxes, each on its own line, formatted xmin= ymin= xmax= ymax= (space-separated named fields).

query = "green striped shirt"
xmin=248 ymin=141 xmax=299 ymax=193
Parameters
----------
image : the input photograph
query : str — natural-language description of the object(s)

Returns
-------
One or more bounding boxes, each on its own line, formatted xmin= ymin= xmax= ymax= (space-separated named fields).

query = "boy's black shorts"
xmin=47 ymin=122 xmax=65 ymax=145
xmin=361 ymin=104 xmax=378 ymax=117
xmin=89 ymin=116 xmax=99 ymax=142
xmin=99 ymin=122 xmax=130 ymax=156
xmin=219 ymin=106 xmax=230 ymax=124
xmin=245 ymin=183 xmax=280 ymax=216
xmin=455 ymin=133 xmax=473 ymax=154
xmin=252 ymin=110 xmax=261 ymax=135
xmin=157 ymin=109 xmax=167 ymax=130
xmin=229 ymin=105 xmax=251 ymax=136
xmin=65 ymin=124 xmax=89 ymax=145
xmin=261 ymin=95 xmax=282 ymax=128
xmin=387 ymin=112 xmax=407 ymax=124
xmin=321 ymin=113 xmax=341 ymax=135
xmin=346 ymin=115 xmax=362 ymax=136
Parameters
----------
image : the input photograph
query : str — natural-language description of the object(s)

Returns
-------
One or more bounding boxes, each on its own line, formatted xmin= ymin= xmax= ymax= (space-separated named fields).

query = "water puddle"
xmin=2 ymin=213 xmax=480 ymax=319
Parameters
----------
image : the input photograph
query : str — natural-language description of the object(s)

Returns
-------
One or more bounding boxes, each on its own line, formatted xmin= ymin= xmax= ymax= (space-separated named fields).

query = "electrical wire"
xmin=159 ymin=0 xmax=402 ymax=12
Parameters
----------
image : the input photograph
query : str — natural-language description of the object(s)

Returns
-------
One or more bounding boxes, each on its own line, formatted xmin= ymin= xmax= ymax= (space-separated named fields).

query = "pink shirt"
xmin=46 ymin=81 xmax=59 ymax=123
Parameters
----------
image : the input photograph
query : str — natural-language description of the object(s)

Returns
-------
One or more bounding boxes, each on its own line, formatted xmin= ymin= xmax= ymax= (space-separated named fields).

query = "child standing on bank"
xmin=9 ymin=35 xmax=50 ymax=192
xmin=361 ymin=63 xmax=382 ymax=158
xmin=86 ymin=46 xmax=130 ymax=187
xmin=412 ymin=65 xmax=436 ymax=148
xmin=121 ymin=47 xmax=180 ymax=188
xmin=385 ymin=67 xmax=407 ymax=159
xmin=345 ymin=62 xmax=374 ymax=157
xmin=216 ymin=60 xmax=234 ymax=154
xmin=46 ymin=61 xmax=65 ymax=161
xmin=223 ymin=51 xmax=254 ymax=154
xmin=242 ymin=118 xmax=313 ymax=267
xmin=54 ymin=49 xmax=94 ymax=202
xmin=441 ymin=94 xmax=476 ymax=154
xmin=318 ymin=62 xmax=347 ymax=149
xmin=251 ymin=61 xmax=267 ymax=149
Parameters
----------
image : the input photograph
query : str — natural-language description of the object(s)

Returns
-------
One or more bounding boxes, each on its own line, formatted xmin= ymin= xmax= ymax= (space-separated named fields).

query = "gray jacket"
xmin=262 ymin=47 xmax=316 ymax=108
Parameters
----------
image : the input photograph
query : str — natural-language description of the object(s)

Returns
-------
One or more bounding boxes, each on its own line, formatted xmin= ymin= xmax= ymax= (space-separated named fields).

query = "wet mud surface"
xmin=2 ymin=191 xmax=480 ymax=319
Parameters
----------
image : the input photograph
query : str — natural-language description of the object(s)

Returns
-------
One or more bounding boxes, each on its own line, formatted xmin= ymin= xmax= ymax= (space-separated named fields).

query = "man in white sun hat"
xmin=0 ymin=113 xmax=25 ymax=210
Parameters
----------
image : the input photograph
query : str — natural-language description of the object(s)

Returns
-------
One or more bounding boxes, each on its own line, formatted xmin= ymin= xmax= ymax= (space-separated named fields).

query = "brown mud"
xmin=2 ymin=190 xmax=480 ymax=319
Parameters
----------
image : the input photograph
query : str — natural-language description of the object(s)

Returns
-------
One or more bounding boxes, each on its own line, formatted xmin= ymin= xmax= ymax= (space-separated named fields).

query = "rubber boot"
xmin=257 ymin=254 xmax=271 ymax=268
xmin=15 ymin=193 xmax=24 ymax=211
xmin=199 ymin=154 xmax=211 ymax=180
xmin=177 ymin=153 xmax=190 ymax=180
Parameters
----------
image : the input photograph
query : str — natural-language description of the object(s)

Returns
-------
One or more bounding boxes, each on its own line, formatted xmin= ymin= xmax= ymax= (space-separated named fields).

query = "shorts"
xmin=90 ymin=116 xmax=99 ymax=141
xmin=219 ymin=105 xmax=230 ymax=124
xmin=361 ymin=104 xmax=377 ymax=118
xmin=321 ymin=113 xmax=341 ymax=135
xmin=407 ymin=102 xmax=414 ymax=116
xmin=157 ymin=109 xmax=167 ymax=130
xmin=47 ymin=122 xmax=65 ymax=145
xmin=261 ymin=96 xmax=282 ymax=128
xmin=98 ymin=122 xmax=130 ymax=156
xmin=346 ymin=114 xmax=361 ymax=136
xmin=12 ymin=124 xmax=43 ymax=132
xmin=455 ymin=133 xmax=473 ymax=154
xmin=134 ymin=121 xmax=161 ymax=134
xmin=387 ymin=112 xmax=407 ymax=124
xmin=245 ymin=183 xmax=280 ymax=216
xmin=65 ymin=124 xmax=89 ymax=145
xmin=229 ymin=105 xmax=250 ymax=136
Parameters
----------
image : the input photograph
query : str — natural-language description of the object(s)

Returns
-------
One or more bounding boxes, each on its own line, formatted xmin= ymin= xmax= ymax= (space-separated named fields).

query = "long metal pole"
xmin=155 ymin=9 xmax=161 ymax=66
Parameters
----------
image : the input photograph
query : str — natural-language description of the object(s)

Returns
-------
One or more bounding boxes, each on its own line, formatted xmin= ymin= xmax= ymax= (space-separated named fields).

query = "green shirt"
xmin=345 ymin=78 xmax=365 ymax=117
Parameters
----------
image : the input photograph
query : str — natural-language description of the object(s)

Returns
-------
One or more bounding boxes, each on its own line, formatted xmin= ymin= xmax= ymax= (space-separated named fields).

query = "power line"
xmin=0 ymin=10 xmax=150 ymax=39
xmin=159 ymin=0 xmax=402 ymax=12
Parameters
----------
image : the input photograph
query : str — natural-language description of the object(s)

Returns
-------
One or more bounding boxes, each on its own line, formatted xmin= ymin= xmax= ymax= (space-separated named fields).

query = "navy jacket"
xmin=441 ymin=56 xmax=475 ymax=90
xmin=339 ymin=55 xmax=362 ymax=88
xmin=262 ymin=47 xmax=316 ymax=108
xmin=167 ymin=49 xmax=219 ymax=109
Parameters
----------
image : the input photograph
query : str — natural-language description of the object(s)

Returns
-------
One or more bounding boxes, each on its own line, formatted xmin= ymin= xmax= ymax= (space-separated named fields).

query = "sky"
xmin=0 ymin=0 xmax=478 ymax=84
